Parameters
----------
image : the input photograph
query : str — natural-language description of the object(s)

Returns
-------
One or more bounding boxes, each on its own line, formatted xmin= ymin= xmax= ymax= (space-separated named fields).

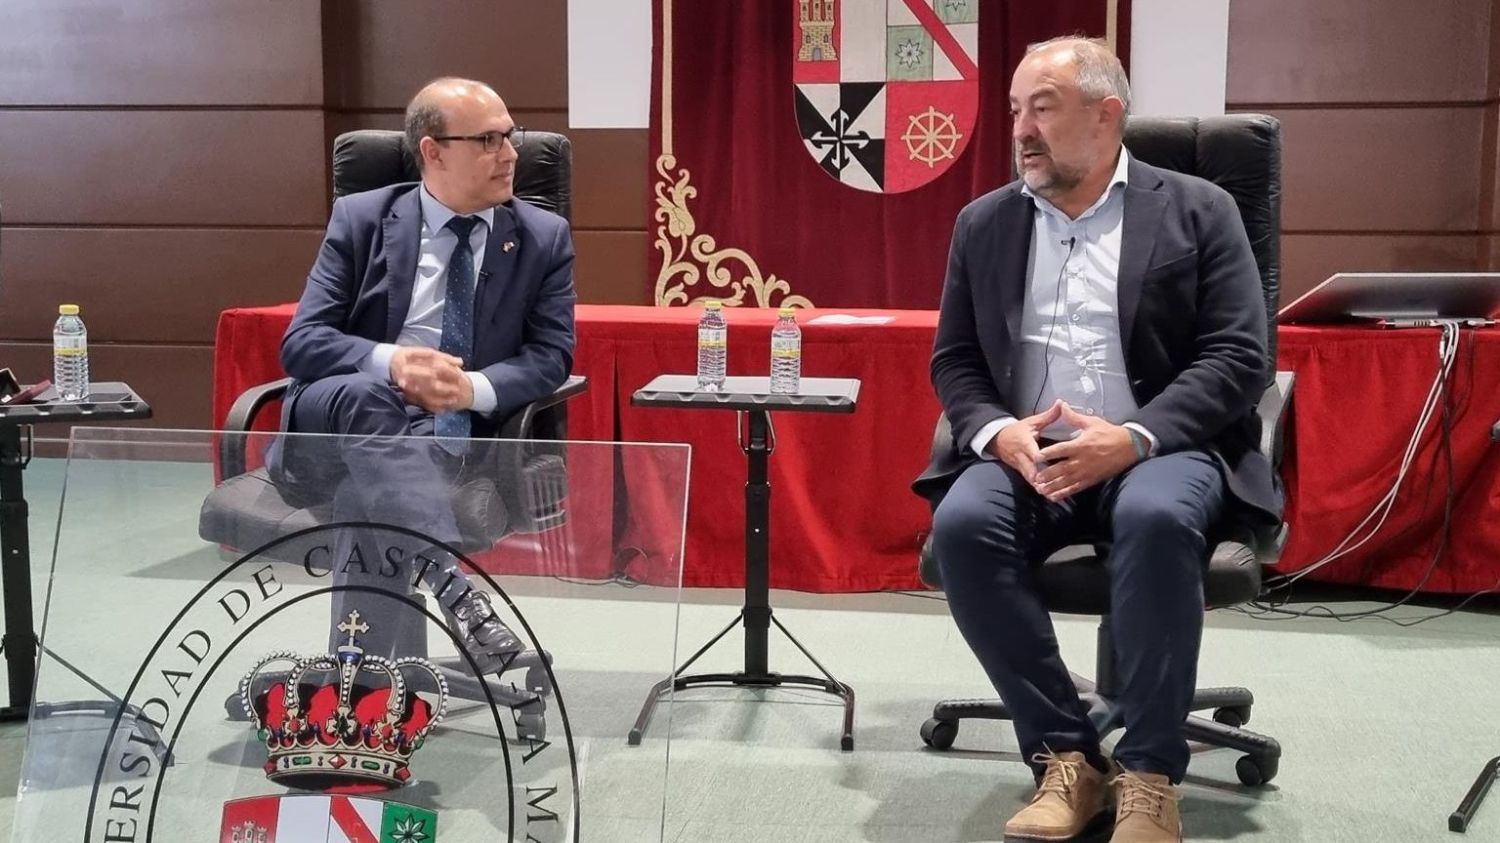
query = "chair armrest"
xmin=219 ymin=377 xmax=291 ymax=479
xmin=1245 ymin=371 xmax=1295 ymax=562
xmin=1256 ymin=371 xmax=1294 ymax=469
xmin=928 ymin=412 xmax=955 ymax=462
xmin=498 ymin=375 xmax=588 ymax=440
xmin=226 ymin=378 xmax=292 ymax=432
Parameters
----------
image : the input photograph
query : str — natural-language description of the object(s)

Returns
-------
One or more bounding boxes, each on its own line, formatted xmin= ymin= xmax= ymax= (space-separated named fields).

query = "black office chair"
xmin=199 ymin=128 xmax=583 ymax=737
xmin=916 ymin=115 xmax=1291 ymax=787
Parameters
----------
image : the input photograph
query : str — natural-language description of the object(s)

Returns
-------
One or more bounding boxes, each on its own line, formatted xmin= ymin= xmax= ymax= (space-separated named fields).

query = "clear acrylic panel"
xmin=13 ymin=427 xmax=689 ymax=843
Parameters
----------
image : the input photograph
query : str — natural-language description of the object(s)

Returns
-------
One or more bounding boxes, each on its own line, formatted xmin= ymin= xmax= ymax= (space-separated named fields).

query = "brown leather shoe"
xmin=1004 ymin=750 xmax=1109 ymax=841
xmin=1110 ymin=770 xmax=1182 ymax=842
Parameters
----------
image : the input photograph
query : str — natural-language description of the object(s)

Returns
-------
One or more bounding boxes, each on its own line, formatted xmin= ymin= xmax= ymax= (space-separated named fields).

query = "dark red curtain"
xmin=648 ymin=0 xmax=1131 ymax=309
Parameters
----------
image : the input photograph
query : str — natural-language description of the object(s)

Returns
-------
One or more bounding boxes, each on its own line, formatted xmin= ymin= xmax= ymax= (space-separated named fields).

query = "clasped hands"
xmin=390 ymin=347 xmax=475 ymax=414
xmin=986 ymin=400 xmax=1141 ymax=503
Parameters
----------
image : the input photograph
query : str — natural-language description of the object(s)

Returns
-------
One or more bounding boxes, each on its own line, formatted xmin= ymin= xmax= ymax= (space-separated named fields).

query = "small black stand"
xmin=626 ymin=375 xmax=860 ymax=751
xmin=1452 ymin=421 xmax=1500 ymax=832
xmin=1 ymin=382 xmax=151 ymax=722
xmin=1451 ymin=757 xmax=1500 ymax=833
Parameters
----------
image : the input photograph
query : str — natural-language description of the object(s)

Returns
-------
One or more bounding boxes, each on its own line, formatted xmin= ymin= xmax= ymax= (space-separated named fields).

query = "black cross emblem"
xmin=809 ymin=109 xmax=871 ymax=171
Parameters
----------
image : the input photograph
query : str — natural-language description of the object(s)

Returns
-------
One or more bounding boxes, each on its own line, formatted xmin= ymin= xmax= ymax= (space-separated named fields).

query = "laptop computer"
xmin=1277 ymin=272 xmax=1500 ymax=327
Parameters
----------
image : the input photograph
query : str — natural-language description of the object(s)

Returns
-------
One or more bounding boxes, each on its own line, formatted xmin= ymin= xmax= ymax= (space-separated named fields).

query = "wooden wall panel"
xmin=573 ymin=231 xmax=649 ymax=305
xmin=327 ymin=1 xmax=567 ymax=111
xmin=1483 ymin=103 xmax=1500 ymax=234
xmin=1280 ymin=234 xmax=1482 ymax=303
xmin=1229 ymin=0 xmax=1500 ymax=282
xmin=569 ymin=129 xmax=650 ymax=231
xmin=0 ymin=111 xmax=328 ymax=226
xmin=1271 ymin=107 xmax=1484 ymax=233
xmin=0 ymin=228 xmax=324 ymax=343
xmin=0 ymin=0 xmax=323 ymax=106
xmin=0 ymin=343 xmax=216 ymax=429
xmin=1480 ymin=234 xmax=1500 ymax=269
xmin=325 ymin=109 xmax=568 ymax=140
xmin=1227 ymin=0 xmax=1492 ymax=105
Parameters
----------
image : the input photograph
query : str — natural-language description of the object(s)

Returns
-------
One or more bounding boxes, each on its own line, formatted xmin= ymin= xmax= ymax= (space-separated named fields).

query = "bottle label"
xmin=699 ymin=326 xmax=726 ymax=348
xmin=55 ymin=336 xmax=87 ymax=355
xmin=771 ymin=336 xmax=800 ymax=358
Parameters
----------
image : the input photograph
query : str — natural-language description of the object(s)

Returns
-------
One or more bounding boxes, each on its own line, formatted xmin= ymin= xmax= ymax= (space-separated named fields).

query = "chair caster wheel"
xmin=1236 ymin=753 xmax=1277 ymax=786
xmin=514 ymin=711 xmax=546 ymax=743
xmin=920 ymin=717 xmax=957 ymax=750
xmin=1213 ymin=705 xmax=1250 ymax=728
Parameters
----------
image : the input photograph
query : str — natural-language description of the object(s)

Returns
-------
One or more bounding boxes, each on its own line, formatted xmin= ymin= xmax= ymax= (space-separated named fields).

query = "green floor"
xmin=3 ymin=455 xmax=1499 ymax=842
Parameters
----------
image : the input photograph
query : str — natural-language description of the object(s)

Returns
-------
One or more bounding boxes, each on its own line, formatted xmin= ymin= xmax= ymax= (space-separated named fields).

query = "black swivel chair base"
xmin=919 ymin=620 xmax=1282 ymax=787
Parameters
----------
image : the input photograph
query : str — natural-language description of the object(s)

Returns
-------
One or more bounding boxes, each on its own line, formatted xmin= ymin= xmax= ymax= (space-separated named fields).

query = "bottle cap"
xmin=59 ymin=304 xmax=79 ymax=315
xmin=779 ymin=306 xmax=795 ymax=317
xmin=704 ymin=300 xmax=722 ymax=310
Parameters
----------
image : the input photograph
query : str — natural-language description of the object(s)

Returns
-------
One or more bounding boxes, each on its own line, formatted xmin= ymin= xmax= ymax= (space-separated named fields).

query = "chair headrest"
xmin=331 ymin=129 xmax=573 ymax=223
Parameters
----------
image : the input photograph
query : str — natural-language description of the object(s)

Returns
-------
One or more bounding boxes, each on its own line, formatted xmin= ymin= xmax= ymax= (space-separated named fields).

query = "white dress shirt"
xmin=363 ymin=185 xmax=499 ymax=414
xmin=971 ymin=148 xmax=1157 ymax=457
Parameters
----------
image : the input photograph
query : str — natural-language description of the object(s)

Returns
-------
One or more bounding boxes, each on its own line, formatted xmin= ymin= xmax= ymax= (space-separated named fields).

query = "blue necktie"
xmin=436 ymin=215 xmax=480 ymax=442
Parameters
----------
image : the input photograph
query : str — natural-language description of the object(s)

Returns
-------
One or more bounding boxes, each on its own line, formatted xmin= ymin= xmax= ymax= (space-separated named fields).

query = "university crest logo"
xmin=78 ymin=524 xmax=578 ymax=843
xmin=793 ymin=0 xmax=980 ymax=193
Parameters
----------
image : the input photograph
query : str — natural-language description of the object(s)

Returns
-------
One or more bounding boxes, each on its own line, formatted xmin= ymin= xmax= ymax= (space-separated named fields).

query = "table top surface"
xmin=0 ymin=382 xmax=151 ymax=425
xmin=632 ymin=375 xmax=860 ymax=413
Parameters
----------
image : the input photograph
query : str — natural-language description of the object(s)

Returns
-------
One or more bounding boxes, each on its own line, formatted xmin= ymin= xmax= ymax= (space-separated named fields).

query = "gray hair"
xmin=1025 ymin=36 xmax=1131 ymax=125
xmin=404 ymin=77 xmax=494 ymax=170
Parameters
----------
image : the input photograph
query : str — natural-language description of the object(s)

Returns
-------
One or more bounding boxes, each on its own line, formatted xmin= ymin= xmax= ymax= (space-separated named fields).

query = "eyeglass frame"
xmin=430 ymin=126 xmax=526 ymax=153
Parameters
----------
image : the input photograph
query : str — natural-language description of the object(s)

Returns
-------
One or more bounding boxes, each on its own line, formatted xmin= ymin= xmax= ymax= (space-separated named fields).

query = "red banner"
xmin=649 ymin=0 xmax=1130 ymax=309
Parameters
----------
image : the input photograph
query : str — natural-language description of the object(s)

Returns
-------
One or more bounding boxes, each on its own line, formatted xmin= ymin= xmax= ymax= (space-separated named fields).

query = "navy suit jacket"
xmin=279 ymin=183 xmax=576 ymax=431
xmin=914 ymin=157 xmax=1282 ymax=529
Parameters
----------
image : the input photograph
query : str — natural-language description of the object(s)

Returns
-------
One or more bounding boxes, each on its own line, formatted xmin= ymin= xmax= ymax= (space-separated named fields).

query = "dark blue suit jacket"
xmin=279 ymin=183 xmax=576 ymax=430
xmin=914 ymin=157 xmax=1281 ymax=528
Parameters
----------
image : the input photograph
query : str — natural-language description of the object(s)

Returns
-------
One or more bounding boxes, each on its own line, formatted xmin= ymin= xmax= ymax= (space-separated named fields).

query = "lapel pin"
xmin=502 ymin=241 xmax=516 ymax=253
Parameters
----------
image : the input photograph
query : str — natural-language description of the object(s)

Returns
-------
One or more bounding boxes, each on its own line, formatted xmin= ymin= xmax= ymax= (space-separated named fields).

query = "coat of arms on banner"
xmin=794 ymin=0 xmax=980 ymax=193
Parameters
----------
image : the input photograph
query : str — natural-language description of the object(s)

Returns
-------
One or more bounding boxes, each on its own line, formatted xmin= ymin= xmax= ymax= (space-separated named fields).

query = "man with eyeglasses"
xmin=272 ymin=77 xmax=576 ymax=670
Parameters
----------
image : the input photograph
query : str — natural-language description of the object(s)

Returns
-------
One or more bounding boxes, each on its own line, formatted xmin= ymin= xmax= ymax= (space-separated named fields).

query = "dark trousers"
xmin=270 ymin=373 xmax=477 ymax=660
xmin=930 ymin=450 xmax=1225 ymax=783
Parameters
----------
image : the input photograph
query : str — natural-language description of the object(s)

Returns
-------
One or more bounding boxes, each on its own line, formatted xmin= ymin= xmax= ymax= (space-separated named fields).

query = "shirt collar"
xmin=1022 ymin=146 xmax=1130 ymax=223
xmin=419 ymin=183 xmax=496 ymax=236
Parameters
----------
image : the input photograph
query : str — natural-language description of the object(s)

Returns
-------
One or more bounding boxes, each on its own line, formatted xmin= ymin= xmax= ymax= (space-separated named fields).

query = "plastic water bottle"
xmin=769 ymin=306 xmax=801 ymax=394
xmin=53 ymin=304 xmax=90 ymax=401
xmin=696 ymin=300 xmax=727 ymax=391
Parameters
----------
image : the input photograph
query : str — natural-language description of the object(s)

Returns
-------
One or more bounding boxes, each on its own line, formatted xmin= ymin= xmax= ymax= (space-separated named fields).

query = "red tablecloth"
xmin=213 ymin=306 xmax=1500 ymax=594
xmin=1275 ymin=325 xmax=1500 ymax=594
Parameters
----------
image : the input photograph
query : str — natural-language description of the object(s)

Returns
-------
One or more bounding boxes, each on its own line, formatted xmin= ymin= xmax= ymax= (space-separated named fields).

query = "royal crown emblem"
xmin=240 ymin=610 xmax=449 ymax=791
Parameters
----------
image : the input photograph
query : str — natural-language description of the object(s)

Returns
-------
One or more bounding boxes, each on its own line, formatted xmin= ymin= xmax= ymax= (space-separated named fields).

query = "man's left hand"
xmin=1033 ymin=404 xmax=1140 ymax=503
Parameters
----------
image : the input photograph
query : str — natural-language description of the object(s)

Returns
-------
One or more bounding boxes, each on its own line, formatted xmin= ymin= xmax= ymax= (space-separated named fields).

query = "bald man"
xmin=915 ymin=38 xmax=1279 ymax=843
xmin=273 ymin=77 xmax=576 ymax=669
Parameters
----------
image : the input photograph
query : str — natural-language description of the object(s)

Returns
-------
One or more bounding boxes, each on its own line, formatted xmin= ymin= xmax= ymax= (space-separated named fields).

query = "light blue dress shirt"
xmin=364 ymin=185 xmax=499 ymax=414
xmin=970 ymin=148 xmax=1157 ymax=457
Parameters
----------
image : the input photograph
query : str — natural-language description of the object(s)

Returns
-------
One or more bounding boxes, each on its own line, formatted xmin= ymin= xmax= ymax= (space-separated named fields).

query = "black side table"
xmin=1 ymin=382 xmax=151 ymax=721
xmin=627 ymin=375 xmax=860 ymax=751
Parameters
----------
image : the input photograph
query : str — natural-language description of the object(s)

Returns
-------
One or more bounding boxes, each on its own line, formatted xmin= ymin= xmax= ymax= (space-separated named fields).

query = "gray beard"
xmin=1021 ymin=164 xmax=1084 ymax=199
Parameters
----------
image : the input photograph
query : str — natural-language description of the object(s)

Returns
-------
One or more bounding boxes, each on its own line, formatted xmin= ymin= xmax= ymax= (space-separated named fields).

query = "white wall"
xmin=566 ymin=0 xmax=1231 ymax=128
xmin=1129 ymin=0 xmax=1230 ymax=117
xmin=566 ymin=0 xmax=652 ymax=129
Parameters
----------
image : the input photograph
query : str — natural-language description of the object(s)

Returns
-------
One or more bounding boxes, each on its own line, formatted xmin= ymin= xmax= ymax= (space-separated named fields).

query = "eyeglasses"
xmin=431 ymin=127 xmax=526 ymax=153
